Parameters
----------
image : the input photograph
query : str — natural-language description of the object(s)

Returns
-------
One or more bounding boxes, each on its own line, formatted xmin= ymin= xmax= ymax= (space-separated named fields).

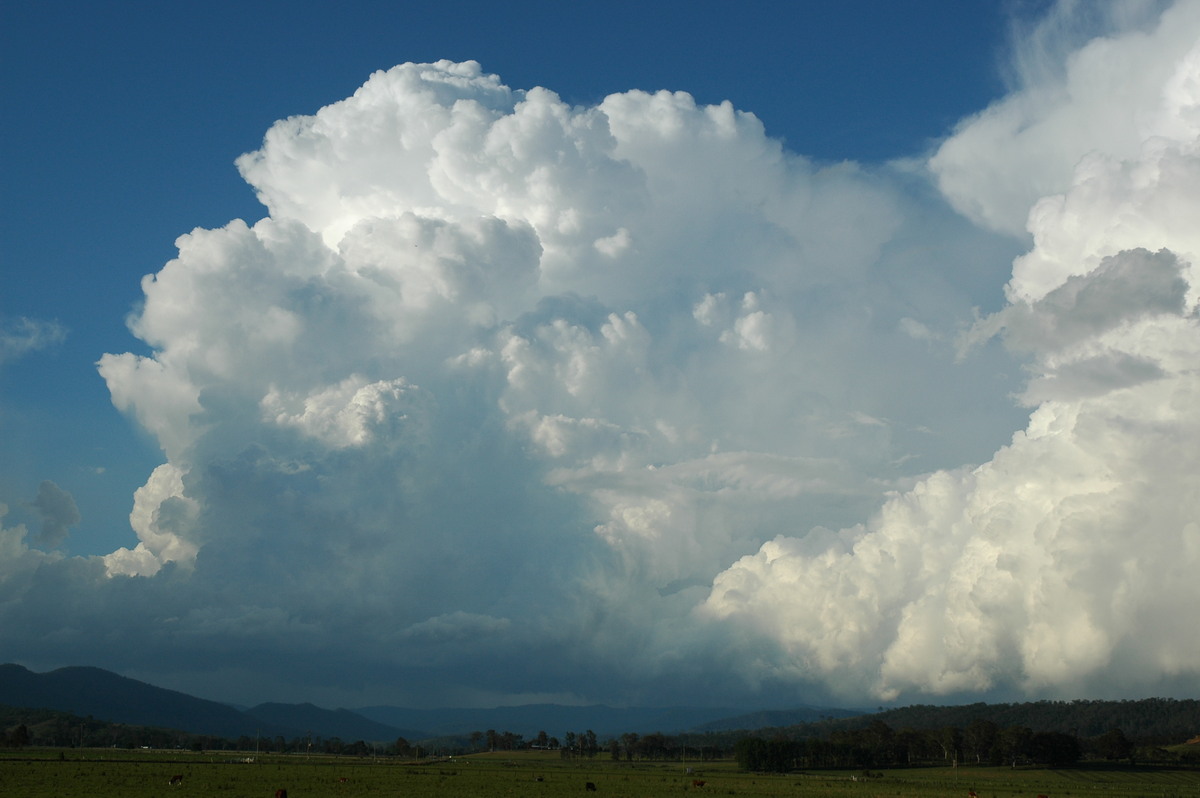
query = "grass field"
xmin=3 ymin=749 xmax=1200 ymax=798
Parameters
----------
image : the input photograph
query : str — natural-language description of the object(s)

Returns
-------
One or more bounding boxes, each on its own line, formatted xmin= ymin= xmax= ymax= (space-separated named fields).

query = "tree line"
xmin=453 ymin=728 xmax=725 ymax=762
xmin=733 ymin=718 xmax=1200 ymax=773
xmin=5 ymin=697 xmax=1197 ymax=765
xmin=854 ymin=698 xmax=1200 ymax=744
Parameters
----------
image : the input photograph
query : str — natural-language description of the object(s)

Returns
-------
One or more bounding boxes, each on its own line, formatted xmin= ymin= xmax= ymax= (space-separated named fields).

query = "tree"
xmin=964 ymin=719 xmax=998 ymax=764
xmin=10 ymin=724 xmax=29 ymax=748
xmin=638 ymin=732 xmax=670 ymax=760
xmin=998 ymin=726 xmax=1032 ymax=768
xmin=937 ymin=726 xmax=963 ymax=765
xmin=863 ymin=720 xmax=895 ymax=765
xmin=1029 ymin=731 xmax=1081 ymax=766
xmin=1096 ymin=728 xmax=1134 ymax=763
xmin=620 ymin=732 xmax=639 ymax=761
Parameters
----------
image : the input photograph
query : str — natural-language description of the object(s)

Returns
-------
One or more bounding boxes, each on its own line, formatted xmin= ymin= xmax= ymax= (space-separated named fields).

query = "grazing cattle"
xmin=692 ymin=779 xmax=706 ymax=787
xmin=275 ymin=790 xmax=288 ymax=798
xmin=168 ymin=774 xmax=183 ymax=785
xmin=968 ymin=791 xmax=978 ymax=798
xmin=585 ymin=782 xmax=597 ymax=792
xmin=1037 ymin=795 xmax=1049 ymax=798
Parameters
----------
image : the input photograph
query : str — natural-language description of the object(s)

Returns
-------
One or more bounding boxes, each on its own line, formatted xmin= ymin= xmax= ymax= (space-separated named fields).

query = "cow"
xmin=275 ymin=790 xmax=288 ymax=798
xmin=168 ymin=774 xmax=183 ymax=785
xmin=968 ymin=791 xmax=978 ymax=798
xmin=585 ymin=782 xmax=597 ymax=792
xmin=692 ymin=779 xmax=706 ymax=788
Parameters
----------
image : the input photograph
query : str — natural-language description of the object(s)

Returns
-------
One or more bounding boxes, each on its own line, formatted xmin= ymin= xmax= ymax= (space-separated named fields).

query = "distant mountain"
xmin=0 ymin=664 xmax=399 ymax=742
xmin=0 ymin=663 xmax=271 ymax=739
xmin=354 ymin=703 xmax=775 ymax=739
xmin=246 ymin=702 xmax=422 ymax=742
xmin=693 ymin=706 xmax=864 ymax=732
xmin=0 ymin=662 xmax=862 ymax=745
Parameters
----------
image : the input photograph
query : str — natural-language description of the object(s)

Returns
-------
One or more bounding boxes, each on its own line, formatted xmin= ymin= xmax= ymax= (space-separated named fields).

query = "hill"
xmin=247 ymin=702 xmax=422 ymax=742
xmin=0 ymin=663 xmax=855 ymax=744
xmin=692 ymin=706 xmax=862 ymax=732
xmin=865 ymin=699 xmax=1200 ymax=743
xmin=11 ymin=663 xmax=1190 ymax=752
xmin=0 ymin=664 xmax=399 ymax=742
xmin=756 ymin=698 xmax=1200 ymax=746
xmin=0 ymin=663 xmax=270 ymax=739
xmin=352 ymin=704 xmax=770 ymax=739
xmin=1 ymin=664 xmax=788 ymax=743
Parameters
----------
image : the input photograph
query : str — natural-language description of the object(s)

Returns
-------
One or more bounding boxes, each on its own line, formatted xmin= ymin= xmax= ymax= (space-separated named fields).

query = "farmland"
xmin=3 ymin=749 xmax=1200 ymax=798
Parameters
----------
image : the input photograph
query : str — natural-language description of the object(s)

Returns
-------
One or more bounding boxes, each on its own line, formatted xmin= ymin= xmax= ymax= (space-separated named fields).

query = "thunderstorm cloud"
xmin=3 ymin=1 xmax=1200 ymax=708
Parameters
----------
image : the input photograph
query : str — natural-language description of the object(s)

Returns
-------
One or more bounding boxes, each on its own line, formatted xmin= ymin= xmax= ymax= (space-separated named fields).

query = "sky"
xmin=3 ymin=0 xmax=1200 ymax=712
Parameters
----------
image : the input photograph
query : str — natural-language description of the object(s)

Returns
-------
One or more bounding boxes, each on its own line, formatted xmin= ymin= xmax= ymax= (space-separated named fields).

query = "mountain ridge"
xmin=0 ymin=663 xmax=853 ymax=742
xmin=0 ymin=663 xmax=281 ymax=739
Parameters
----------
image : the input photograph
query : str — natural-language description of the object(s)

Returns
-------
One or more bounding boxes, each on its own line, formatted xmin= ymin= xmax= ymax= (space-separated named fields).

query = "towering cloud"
xmin=706 ymin=3 xmax=1200 ymax=701
xmin=1 ymin=2 xmax=1197 ymax=708
xmin=90 ymin=60 xmax=989 ymax=703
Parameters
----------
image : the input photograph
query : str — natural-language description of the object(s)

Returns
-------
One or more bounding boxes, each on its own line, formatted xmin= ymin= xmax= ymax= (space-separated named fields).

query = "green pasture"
xmin=3 ymin=749 xmax=1200 ymax=798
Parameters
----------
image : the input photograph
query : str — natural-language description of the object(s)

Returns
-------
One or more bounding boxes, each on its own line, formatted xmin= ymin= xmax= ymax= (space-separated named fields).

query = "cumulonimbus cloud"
xmin=706 ymin=3 xmax=1200 ymax=702
xmin=1 ymin=2 xmax=1197 ymax=708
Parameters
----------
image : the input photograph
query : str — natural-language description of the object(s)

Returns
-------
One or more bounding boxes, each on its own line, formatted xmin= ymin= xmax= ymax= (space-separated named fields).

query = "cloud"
xmin=29 ymin=481 xmax=80 ymax=549
xmin=929 ymin=0 xmax=1200 ymax=237
xmin=4 ymin=3 xmax=1198 ymax=709
xmin=0 ymin=316 xmax=66 ymax=367
xmin=965 ymin=247 xmax=1189 ymax=358
xmin=85 ymin=60 xmax=1013 ymax=705
xmin=705 ymin=0 xmax=1200 ymax=702
xmin=0 ymin=503 xmax=62 ymax=584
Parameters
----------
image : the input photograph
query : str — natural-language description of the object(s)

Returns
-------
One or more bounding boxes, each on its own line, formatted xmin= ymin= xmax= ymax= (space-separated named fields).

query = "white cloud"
xmin=0 ymin=316 xmax=66 ymax=366
xmin=7 ymin=3 xmax=1198 ymax=708
xmin=929 ymin=0 xmax=1200 ymax=237
xmin=103 ymin=463 xmax=198 ymax=577
xmin=706 ymin=0 xmax=1200 ymax=702
xmin=85 ymin=59 xmax=1002 ymax=703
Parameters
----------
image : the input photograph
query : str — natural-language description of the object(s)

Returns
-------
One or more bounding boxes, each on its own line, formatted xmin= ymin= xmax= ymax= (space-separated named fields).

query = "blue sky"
xmin=4 ymin=0 xmax=1200 ymax=711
